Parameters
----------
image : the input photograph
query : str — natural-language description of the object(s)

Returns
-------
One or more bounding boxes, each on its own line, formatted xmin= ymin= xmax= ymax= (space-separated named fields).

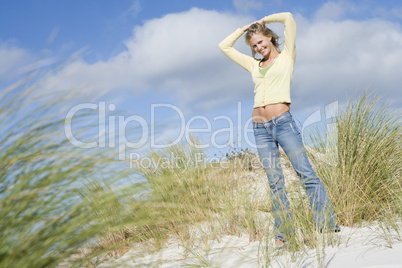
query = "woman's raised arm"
xmin=262 ymin=12 xmax=296 ymax=59
xmin=218 ymin=26 xmax=256 ymax=72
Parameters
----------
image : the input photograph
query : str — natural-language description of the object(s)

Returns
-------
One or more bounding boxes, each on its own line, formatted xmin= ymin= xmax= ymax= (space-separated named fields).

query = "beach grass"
xmin=307 ymin=93 xmax=401 ymax=227
xmin=0 ymin=73 xmax=134 ymax=267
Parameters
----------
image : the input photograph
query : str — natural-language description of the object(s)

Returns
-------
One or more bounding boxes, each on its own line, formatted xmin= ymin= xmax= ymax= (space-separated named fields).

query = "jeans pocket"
xmin=289 ymin=120 xmax=300 ymax=135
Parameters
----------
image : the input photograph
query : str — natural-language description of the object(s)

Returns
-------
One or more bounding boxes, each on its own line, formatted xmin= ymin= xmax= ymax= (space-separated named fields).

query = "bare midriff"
xmin=252 ymin=103 xmax=290 ymax=122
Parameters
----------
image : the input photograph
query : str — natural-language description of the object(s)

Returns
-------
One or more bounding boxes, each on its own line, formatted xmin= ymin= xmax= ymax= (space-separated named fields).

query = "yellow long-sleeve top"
xmin=218 ymin=12 xmax=296 ymax=108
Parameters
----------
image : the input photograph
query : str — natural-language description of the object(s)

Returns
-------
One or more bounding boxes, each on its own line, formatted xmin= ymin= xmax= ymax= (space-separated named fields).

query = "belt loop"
xmin=272 ymin=117 xmax=277 ymax=127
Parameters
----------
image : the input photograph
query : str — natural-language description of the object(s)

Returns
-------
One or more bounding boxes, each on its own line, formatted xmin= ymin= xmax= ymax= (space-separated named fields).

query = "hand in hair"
xmin=241 ymin=18 xmax=265 ymax=32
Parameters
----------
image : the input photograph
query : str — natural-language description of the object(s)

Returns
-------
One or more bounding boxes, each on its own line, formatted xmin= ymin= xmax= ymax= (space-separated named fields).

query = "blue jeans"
xmin=253 ymin=111 xmax=338 ymax=241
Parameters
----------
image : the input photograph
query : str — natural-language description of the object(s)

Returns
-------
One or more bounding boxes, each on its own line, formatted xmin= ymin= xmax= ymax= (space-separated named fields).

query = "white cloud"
xmin=0 ymin=41 xmax=32 ymax=78
xmin=293 ymin=13 xmax=402 ymax=109
xmin=313 ymin=1 xmax=358 ymax=21
xmin=38 ymin=8 xmax=254 ymax=111
xmin=123 ymin=7 xmax=254 ymax=110
xmin=125 ymin=8 xmax=239 ymax=77
xmin=0 ymin=40 xmax=59 ymax=85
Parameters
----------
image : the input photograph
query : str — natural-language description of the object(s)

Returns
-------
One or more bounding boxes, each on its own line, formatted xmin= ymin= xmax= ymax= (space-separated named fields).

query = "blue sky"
xmin=1 ymin=0 xmax=401 ymax=161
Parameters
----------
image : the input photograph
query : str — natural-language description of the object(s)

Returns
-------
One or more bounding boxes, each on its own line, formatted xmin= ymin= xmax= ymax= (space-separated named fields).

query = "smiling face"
xmin=249 ymin=33 xmax=273 ymax=59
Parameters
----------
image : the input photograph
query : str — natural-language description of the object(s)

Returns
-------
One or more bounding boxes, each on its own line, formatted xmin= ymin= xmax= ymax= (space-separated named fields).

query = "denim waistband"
xmin=252 ymin=111 xmax=292 ymax=128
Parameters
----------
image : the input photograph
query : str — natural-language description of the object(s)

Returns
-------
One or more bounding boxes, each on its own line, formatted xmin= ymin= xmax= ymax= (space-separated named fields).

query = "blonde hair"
xmin=244 ymin=23 xmax=280 ymax=58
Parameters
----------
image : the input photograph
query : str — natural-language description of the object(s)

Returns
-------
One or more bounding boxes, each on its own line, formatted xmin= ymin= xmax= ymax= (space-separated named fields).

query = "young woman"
xmin=218 ymin=12 xmax=340 ymax=246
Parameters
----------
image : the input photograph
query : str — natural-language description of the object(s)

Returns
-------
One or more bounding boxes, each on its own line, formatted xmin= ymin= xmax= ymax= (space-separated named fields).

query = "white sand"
xmin=96 ymin=221 xmax=401 ymax=267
